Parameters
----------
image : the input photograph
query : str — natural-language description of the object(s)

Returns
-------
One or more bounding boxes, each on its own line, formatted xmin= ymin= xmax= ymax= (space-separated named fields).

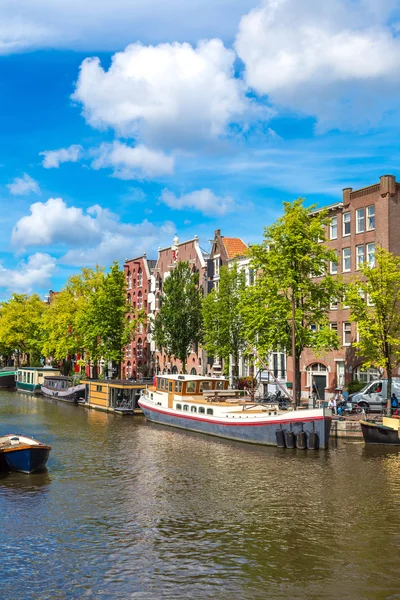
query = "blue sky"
xmin=1 ymin=0 xmax=400 ymax=296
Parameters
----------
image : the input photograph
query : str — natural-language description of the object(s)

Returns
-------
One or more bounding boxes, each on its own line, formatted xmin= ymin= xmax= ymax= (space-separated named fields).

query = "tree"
xmin=153 ymin=261 xmax=202 ymax=373
xmin=347 ymin=247 xmax=400 ymax=416
xmin=0 ymin=294 xmax=47 ymax=366
xmin=42 ymin=267 xmax=105 ymax=365
xmin=202 ymin=262 xmax=246 ymax=383
xmin=241 ymin=199 xmax=341 ymax=406
xmin=80 ymin=262 xmax=135 ymax=376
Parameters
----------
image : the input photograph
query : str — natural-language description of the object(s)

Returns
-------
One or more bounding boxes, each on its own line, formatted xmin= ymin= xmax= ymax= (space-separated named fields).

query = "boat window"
xmin=175 ymin=381 xmax=182 ymax=393
xmin=186 ymin=381 xmax=196 ymax=394
xmin=96 ymin=385 xmax=103 ymax=392
xmin=169 ymin=381 xmax=173 ymax=392
xmin=191 ymin=406 xmax=197 ymax=413
xmin=176 ymin=403 xmax=182 ymax=410
xmin=199 ymin=406 xmax=205 ymax=414
xmin=160 ymin=379 xmax=166 ymax=391
xmin=199 ymin=381 xmax=212 ymax=391
xmin=206 ymin=408 xmax=214 ymax=415
xmin=18 ymin=371 xmax=22 ymax=381
xmin=183 ymin=404 xmax=189 ymax=411
xmin=157 ymin=377 xmax=161 ymax=389
xmin=216 ymin=380 xmax=225 ymax=390
xmin=23 ymin=372 xmax=26 ymax=383
xmin=27 ymin=373 xmax=30 ymax=384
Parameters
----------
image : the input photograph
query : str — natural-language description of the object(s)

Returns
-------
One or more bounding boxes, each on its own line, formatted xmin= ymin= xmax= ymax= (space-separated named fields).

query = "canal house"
xmin=86 ymin=380 xmax=150 ymax=414
xmin=16 ymin=366 xmax=61 ymax=394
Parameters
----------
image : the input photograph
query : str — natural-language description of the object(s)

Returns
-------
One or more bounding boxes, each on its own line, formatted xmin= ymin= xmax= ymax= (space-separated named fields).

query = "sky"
xmin=1 ymin=0 xmax=400 ymax=296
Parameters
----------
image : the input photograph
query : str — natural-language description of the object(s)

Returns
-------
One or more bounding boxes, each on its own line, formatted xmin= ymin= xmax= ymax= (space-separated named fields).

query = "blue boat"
xmin=0 ymin=434 xmax=51 ymax=474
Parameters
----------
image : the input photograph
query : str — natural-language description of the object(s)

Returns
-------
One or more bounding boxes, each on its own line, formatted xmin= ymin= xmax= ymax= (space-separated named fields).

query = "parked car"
xmin=347 ymin=378 xmax=400 ymax=413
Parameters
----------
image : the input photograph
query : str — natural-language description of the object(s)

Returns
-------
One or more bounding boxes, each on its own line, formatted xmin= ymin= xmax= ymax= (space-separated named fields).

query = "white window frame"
xmin=330 ymin=298 xmax=338 ymax=310
xmin=356 ymin=245 xmax=365 ymax=270
xmin=343 ymin=212 xmax=351 ymax=237
xmin=366 ymin=205 xmax=375 ymax=231
xmin=214 ymin=255 xmax=220 ymax=277
xmin=330 ymin=322 xmax=338 ymax=332
xmin=336 ymin=360 xmax=345 ymax=388
xmin=367 ymin=242 xmax=375 ymax=267
xmin=330 ymin=216 xmax=338 ymax=240
xmin=343 ymin=248 xmax=351 ymax=272
xmin=343 ymin=322 xmax=352 ymax=346
xmin=330 ymin=258 xmax=338 ymax=274
xmin=356 ymin=208 xmax=365 ymax=233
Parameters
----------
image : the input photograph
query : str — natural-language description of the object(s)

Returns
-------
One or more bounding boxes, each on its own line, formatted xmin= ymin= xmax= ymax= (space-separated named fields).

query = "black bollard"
xmin=276 ymin=426 xmax=286 ymax=448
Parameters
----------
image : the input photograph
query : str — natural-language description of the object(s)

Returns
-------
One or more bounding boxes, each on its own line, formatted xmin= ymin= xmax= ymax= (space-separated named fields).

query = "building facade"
xmin=290 ymin=174 xmax=400 ymax=400
xmin=122 ymin=254 xmax=156 ymax=380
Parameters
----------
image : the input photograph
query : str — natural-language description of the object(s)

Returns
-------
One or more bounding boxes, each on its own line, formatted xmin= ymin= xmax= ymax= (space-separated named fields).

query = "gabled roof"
xmin=221 ymin=237 xmax=248 ymax=259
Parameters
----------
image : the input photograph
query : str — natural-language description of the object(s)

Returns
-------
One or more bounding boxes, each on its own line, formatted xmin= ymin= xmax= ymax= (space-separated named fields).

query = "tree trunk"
xmin=294 ymin=352 xmax=301 ymax=408
xmin=387 ymin=363 xmax=393 ymax=417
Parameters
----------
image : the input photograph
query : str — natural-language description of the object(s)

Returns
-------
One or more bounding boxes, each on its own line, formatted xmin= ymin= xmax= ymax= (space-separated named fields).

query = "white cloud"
xmin=0 ymin=253 xmax=56 ymax=293
xmin=0 ymin=0 xmax=256 ymax=54
xmin=11 ymin=197 xmax=176 ymax=266
xmin=40 ymin=144 xmax=82 ymax=168
xmin=7 ymin=174 xmax=40 ymax=196
xmin=72 ymin=39 xmax=250 ymax=149
xmin=160 ymin=188 xmax=236 ymax=215
xmin=236 ymin=0 xmax=400 ymax=129
xmin=92 ymin=142 xmax=174 ymax=179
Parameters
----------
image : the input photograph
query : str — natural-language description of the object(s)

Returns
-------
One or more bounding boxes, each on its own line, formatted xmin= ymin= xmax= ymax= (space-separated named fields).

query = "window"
xmin=343 ymin=322 xmax=352 ymax=346
xmin=354 ymin=365 xmax=380 ymax=383
xmin=127 ymin=271 xmax=132 ymax=289
xmin=330 ymin=322 xmax=338 ymax=332
xmin=214 ymin=256 xmax=220 ymax=277
xmin=27 ymin=372 xmax=30 ymax=384
xmin=330 ymin=298 xmax=338 ymax=310
xmin=330 ymin=257 xmax=338 ymax=274
xmin=186 ymin=381 xmax=196 ymax=393
xmin=271 ymin=352 xmax=286 ymax=379
xmin=310 ymin=324 xmax=317 ymax=332
xmin=367 ymin=243 xmax=375 ymax=267
xmin=176 ymin=403 xmax=182 ymax=410
xmin=199 ymin=406 xmax=205 ymax=414
xmin=96 ymin=385 xmax=103 ymax=392
xmin=137 ymin=291 xmax=143 ymax=309
xmin=248 ymin=269 xmax=255 ymax=286
xmin=356 ymin=208 xmax=365 ymax=233
xmin=191 ymin=406 xmax=197 ymax=413
xmin=367 ymin=293 xmax=374 ymax=306
xmin=206 ymin=408 xmax=214 ymax=415
xmin=356 ymin=245 xmax=365 ymax=270
xmin=169 ymin=381 xmax=173 ymax=392
xmin=366 ymin=205 xmax=375 ymax=231
xmin=183 ymin=404 xmax=189 ymax=411
xmin=216 ymin=380 xmax=225 ymax=390
xmin=160 ymin=378 xmax=166 ymax=390
xmin=190 ymin=368 xmax=197 ymax=375
xmin=343 ymin=212 xmax=351 ymax=236
xmin=336 ymin=361 xmax=345 ymax=387
xmin=199 ymin=381 xmax=212 ymax=391
xmin=330 ymin=216 xmax=337 ymax=240
xmin=175 ymin=381 xmax=183 ymax=393
xmin=343 ymin=248 xmax=351 ymax=272
xmin=138 ymin=268 xmax=143 ymax=287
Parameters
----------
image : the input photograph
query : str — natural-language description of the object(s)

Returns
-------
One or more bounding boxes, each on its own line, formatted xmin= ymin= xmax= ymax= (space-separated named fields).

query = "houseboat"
xmin=41 ymin=376 xmax=86 ymax=403
xmin=0 ymin=367 xmax=16 ymax=388
xmin=85 ymin=379 xmax=151 ymax=414
xmin=138 ymin=374 xmax=332 ymax=449
xmin=0 ymin=434 xmax=51 ymax=473
xmin=16 ymin=366 xmax=61 ymax=394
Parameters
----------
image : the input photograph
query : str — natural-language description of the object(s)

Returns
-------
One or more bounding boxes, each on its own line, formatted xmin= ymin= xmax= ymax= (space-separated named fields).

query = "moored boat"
xmin=138 ymin=374 xmax=332 ymax=449
xmin=0 ymin=434 xmax=51 ymax=473
xmin=0 ymin=367 xmax=16 ymax=389
xmin=41 ymin=376 xmax=86 ymax=404
xmin=16 ymin=366 xmax=61 ymax=394
xmin=360 ymin=417 xmax=400 ymax=445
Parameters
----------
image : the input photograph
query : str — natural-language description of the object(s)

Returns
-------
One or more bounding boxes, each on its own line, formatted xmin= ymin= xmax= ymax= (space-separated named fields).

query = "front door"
xmin=314 ymin=375 xmax=326 ymax=401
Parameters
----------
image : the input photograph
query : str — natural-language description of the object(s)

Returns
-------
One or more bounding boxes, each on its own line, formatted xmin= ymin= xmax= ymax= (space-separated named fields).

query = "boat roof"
xmin=157 ymin=374 xmax=227 ymax=382
xmin=43 ymin=375 xmax=73 ymax=380
xmin=17 ymin=366 xmax=60 ymax=371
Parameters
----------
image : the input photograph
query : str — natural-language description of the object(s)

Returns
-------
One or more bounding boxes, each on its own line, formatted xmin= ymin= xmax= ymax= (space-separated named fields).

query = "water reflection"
xmin=1 ymin=391 xmax=400 ymax=599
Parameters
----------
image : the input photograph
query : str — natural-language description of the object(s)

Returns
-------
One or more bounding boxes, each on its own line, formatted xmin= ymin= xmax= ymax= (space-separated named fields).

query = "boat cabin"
xmin=155 ymin=374 xmax=229 ymax=396
xmin=16 ymin=366 xmax=61 ymax=394
xmin=43 ymin=376 xmax=74 ymax=391
xmin=86 ymin=379 xmax=151 ymax=414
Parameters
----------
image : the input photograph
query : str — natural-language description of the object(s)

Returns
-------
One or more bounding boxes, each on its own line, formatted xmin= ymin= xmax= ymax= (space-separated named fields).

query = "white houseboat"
xmin=16 ymin=366 xmax=61 ymax=394
xmin=138 ymin=374 xmax=332 ymax=449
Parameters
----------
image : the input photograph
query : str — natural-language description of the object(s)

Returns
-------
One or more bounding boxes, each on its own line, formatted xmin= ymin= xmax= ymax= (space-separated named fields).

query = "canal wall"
xmin=331 ymin=418 xmax=364 ymax=439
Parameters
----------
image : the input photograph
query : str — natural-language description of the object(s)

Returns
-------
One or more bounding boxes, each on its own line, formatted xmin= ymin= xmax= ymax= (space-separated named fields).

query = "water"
xmin=1 ymin=391 xmax=400 ymax=599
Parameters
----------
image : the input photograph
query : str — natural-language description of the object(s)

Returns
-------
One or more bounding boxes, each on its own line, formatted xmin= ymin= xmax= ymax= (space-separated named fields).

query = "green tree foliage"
xmin=241 ymin=199 xmax=341 ymax=405
xmin=0 ymin=294 xmax=47 ymax=366
xmin=202 ymin=262 xmax=246 ymax=380
xmin=153 ymin=261 xmax=202 ymax=373
xmin=42 ymin=266 xmax=105 ymax=362
xmin=347 ymin=247 xmax=400 ymax=415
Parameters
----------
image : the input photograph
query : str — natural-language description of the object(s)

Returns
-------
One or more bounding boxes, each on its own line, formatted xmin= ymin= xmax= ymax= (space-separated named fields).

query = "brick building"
xmin=289 ymin=174 xmax=400 ymax=401
xmin=152 ymin=234 xmax=209 ymax=375
xmin=122 ymin=254 xmax=156 ymax=379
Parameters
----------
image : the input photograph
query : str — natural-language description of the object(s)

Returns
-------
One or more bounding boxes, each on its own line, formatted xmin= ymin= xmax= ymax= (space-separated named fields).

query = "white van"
xmin=347 ymin=378 xmax=400 ymax=412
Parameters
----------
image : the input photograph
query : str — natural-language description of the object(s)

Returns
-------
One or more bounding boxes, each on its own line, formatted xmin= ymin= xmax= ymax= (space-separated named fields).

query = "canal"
xmin=1 ymin=391 xmax=400 ymax=599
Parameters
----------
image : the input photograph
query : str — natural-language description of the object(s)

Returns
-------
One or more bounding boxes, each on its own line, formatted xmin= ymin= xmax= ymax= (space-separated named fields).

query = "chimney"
xmin=380 ymin=174 xmax=396 ymax=196
xmin=215 ymin=229 xmax=221 ymax=236
xmin=342 ymin=188 xmax=352 ymax=206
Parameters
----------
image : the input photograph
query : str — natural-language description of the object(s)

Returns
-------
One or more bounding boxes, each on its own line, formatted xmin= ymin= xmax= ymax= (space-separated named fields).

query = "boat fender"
xmin=285 ymin=425 xmax=296 ymax=449
xmin=276 ymin=427 xmax=286 ymax=448
xmin=296 ymin=431 xmax=307 ymax=450
xmin=308 ymin=422 xmax=319 ymax=450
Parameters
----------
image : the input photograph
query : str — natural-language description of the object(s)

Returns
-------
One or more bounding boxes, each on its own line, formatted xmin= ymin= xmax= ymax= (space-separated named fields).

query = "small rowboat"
xmin=360 ymin=420 xmax=400 ymax=445
xmin=0 ymin=434 xmax=51 ymax=473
